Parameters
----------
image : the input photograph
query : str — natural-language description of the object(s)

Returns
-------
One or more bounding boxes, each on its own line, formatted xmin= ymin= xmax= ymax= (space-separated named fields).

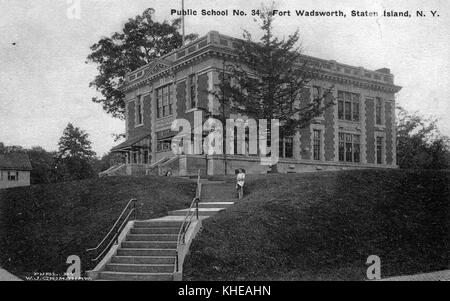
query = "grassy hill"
xmin=184 ymin=169 xmax=450 ymax=280
xmin=0 ymin=176 xmax=196 ymax=279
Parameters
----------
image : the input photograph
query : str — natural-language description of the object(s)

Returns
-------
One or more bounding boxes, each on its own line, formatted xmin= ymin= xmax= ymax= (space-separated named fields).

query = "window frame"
xmin=7 ymin=171 xmax=19 ymax=181
xmin=156 ymin=84 xmax=174 ymax=119
xmin=338 ymin=132 xmax=361 ymax=163
xmin=313 ymin=129 xmax=322 ymax=161
xmin=376 ymin=136 xmax=384 ymax=164
xmin=338 ymin=91 xmax=360 ymax=122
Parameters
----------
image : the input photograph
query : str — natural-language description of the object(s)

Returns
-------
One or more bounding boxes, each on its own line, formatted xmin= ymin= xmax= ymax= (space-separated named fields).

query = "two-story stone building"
xmin=110 ymin=31 xmax=401 ymax=176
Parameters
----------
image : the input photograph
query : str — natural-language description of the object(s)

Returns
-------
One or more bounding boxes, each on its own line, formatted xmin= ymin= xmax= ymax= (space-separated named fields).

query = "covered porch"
xmin=111 ymin=133 xmax=152 ymax=176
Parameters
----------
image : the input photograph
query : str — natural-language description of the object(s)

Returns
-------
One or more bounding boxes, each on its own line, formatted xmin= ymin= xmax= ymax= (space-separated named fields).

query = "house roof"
xmin=0 ymin=153 xmax=32 ymax=171
xmin=111 ymin=133 xmax=151 ymax=152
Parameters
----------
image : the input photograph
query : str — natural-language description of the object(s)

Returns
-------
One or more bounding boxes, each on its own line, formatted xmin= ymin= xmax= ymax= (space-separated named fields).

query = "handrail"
xmin=175 ymin=169 xmax=201 ymax=273
xmin=86 ymin=199 xmax=137 ymax=262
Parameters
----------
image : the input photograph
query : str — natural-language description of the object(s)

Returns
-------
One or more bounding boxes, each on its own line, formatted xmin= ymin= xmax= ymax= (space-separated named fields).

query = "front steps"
xmin=168 ymin=208 xmax=226 ymax=217
xmin=92 ymin=180 xmax=237 ymax=281
xmin=96 ymin=219 xmax=180 ymax=281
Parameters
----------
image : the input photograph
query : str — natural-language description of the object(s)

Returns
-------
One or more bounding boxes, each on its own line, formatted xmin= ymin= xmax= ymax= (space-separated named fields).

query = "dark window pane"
xmin=352 ymin=101 xmax=359 ymax=121
xmin=354 ymin=143 xmax=360 ymax=163
xmin=285 ymin=137 xmax=293 ymax=158
xmin=339 ymin=142 xmax=345 ymax=161
xmin=345 ymin=102 xmax=352 ymax=120
xmin=338 ymin=100 xmax=344 ymax=120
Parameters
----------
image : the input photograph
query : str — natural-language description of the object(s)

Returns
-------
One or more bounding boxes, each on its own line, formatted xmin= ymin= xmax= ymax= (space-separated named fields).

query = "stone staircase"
xmin=92 ymin=180 xmax=237 ymax=281
xmin=97 ymin=219 xmax=181 ymax=281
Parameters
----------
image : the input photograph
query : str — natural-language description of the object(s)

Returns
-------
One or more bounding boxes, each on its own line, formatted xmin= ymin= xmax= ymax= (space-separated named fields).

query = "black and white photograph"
xmin=0 ymin=0 xmax=449 ymax=290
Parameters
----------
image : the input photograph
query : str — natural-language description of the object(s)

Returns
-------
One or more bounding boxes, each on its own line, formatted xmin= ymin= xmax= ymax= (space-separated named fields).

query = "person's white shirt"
xmin=236 ymin=172 xmax=245 ymax=186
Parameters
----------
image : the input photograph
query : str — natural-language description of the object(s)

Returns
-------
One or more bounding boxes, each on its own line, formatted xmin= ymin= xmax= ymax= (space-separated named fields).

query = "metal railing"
xmin=175 ymin=169 xmax=201 ymax=272
xmin=86 ymin=199 xmax=137 ymax=263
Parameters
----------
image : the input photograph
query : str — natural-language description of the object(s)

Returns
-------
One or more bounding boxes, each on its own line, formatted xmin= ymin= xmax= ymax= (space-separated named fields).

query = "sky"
xmin=0 ymin=0 xmax=449 ymax=156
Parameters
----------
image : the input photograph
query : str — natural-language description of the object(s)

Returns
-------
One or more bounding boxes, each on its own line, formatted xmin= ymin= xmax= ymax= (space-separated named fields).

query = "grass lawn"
xmin=184 ymin=169 xmax=450 ymax=280
xmin=0 ymin=176 xmax=196 ymax=279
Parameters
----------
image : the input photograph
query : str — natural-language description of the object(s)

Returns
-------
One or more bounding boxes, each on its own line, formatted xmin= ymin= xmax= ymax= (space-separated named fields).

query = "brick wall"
xmin=365 ymin=98 xmax=375 ymax=163
xmin=323 ymin=94 xmax=335 ymax=161
xmin=385 ymin=101 xmax=394 ymax=165
xmin=126 ymin=95 xmax=152 ymax=140
xmin=299 ymin=88 xmax=311 ymax=160
xmin=197 ymin=73 xmax=209 ymax=110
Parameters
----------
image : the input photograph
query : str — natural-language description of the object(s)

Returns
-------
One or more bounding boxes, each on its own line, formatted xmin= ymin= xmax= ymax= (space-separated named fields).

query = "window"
xmin=352 ymin=94 xmax=360 ymax=121
xmin=285 ymin=137 xmax=293 ymax=158
xmin=135 ymin=96 xmax=143 ymax=125
xmin=339 ymin=133 xmax=361 ymax=163
xmin=313 ymin=129 xmax=321 ymax=160
xmin=376 ymin=97 xmax=383 ymax=125
xmin=188 ymin=74 xmax=197 ymax=109
xmin=338 ymin=91 xmax=360 ymax=122
xmin=338 ymin=92 xmax=344 ymax=120
xmin=279 ymin=137 xmax=294 ymax=158
xmin=338 ymin=133 xmax=345 ymax=162
xmin=344 ymin=93 xmax=352 ymax=121
xmin=345 ymin=134 xmax=353 ymax=162
xmin=156 ymin=130 xmax=176 ymax=152
xmin=353 ymin=135 xmax=360 ymax=163
xmin=156 ymin=85 xmax=173 ymax=118
xmin=157 ymin=140 xmax=172 ymax=152
xmin=376 ymin=136 xmax=383 ymax=164
xmin=312 ymin=86 xmax=321 ymax=100
xmin=7 ymin=171 xmax=19 ymax=181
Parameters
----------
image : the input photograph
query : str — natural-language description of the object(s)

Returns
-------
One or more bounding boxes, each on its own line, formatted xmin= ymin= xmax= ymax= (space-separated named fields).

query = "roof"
xmin=111 ymin=133 xmax=151 ymax=152
xmin=0 ymin=153 xmax=32 ymax=171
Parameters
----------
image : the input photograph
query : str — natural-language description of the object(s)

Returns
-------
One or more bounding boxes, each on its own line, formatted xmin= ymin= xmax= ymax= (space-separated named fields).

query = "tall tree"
xmin=87 ymin=8 xmax=198 ymax=119
xmin=56 ymin=123 xmax=97 ymax=180
xmin=396 ymin=106 xmax=449 ymax=169
xmin=28 ymin=147 xmax=58 ymax=184
xmin=217 ymin=5 xmax=334 ymax=171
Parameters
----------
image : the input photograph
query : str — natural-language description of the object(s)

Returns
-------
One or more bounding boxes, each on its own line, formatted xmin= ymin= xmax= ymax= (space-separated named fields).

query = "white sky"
xmin=0 ymin=0 xmax=449 ymax=155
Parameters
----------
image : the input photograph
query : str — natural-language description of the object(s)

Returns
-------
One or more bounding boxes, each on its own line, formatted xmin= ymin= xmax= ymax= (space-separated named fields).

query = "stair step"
xmin=127 ymin=234 xmax=178 ymax=241
xmin=198 ymin=202 xmax=234 ymax=208
xmin=169 ymin=208 xmax=225 ymax=217
xmin=121 ymin=241 xmax=177 ymax=249
xmin=131 ymin=227 xmax=180 ymax=234
xmin=105 ymin=263 xmax=174 ymax=273
xmin=117 ymin=248 xmax=177 ymax=257
xmin=111 ymin=256 xmax=175 ymax=265
xmin=134 ymin=221 xmax=183 ymax=228
xmin=99 ymin=271 xmax=173 ymax=281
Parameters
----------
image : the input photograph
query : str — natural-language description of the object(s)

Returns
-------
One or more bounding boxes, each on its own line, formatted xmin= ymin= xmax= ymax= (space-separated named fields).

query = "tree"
xmin=396 ymin=106 xmax=450 ymax=169
xmin=216 ymin=5 xmax=334 ymax=171
xmin=87 ymin=8 xmax=198 ymax=119
xmin=28 ymin=147 xmax=58 ymax=184
xmin=0 ymin=143 xmax=26 ymax=154
xmin=56 ymin=123 xmax=97 ymax=180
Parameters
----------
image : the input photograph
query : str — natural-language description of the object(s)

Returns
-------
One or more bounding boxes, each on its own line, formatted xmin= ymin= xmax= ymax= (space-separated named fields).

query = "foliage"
xmin=184 ymin=170 xmax=450 ymax=280
xmin=87 ymin=8 xmax=198 ymax=118
xmin=27 ymin=147 xmax=58 ymax=184
xmin=397 ymin=106 xmax=450 ymax=169
xmin=56 ymin=123 xmax=97 ymax=181
xmin=0 ymin=176 xmax=196 ymax=278
xmin=216 ymin=5 xmax=334 ymax=139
